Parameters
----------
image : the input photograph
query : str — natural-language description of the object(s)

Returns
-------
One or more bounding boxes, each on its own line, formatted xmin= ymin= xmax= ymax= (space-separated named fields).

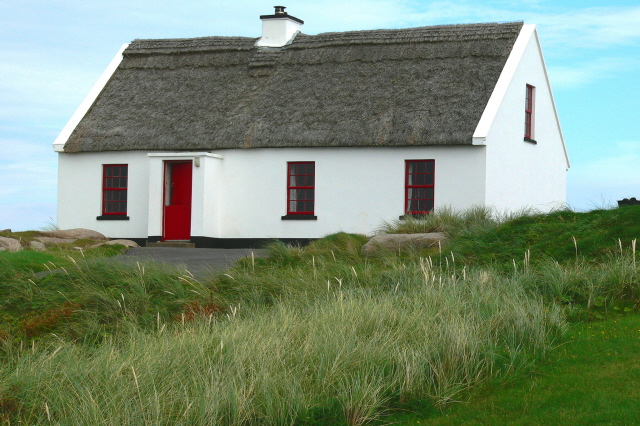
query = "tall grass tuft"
xmin=378 ymin=205 xmax=501 ymax=237
xmin=0 ymin=256 xmax=565 ymax=425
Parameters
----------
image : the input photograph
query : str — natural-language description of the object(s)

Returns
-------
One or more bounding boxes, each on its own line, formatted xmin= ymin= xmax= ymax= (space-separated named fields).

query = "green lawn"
xmin=397 ymin=314 xmax=640 ymax=425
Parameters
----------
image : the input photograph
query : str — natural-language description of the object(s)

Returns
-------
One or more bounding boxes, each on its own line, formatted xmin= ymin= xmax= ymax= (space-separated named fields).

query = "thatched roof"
xmin=64 ymin=22 xmax=523 ymax=153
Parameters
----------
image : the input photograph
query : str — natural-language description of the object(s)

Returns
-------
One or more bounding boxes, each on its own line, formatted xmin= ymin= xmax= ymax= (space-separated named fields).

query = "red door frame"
xmin=162 ymin=160 xmax=193 ymax=241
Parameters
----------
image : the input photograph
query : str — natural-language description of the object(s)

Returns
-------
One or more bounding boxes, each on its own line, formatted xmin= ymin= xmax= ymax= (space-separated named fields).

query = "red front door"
xmin=163 ymin=161 xmax=192 ymax=241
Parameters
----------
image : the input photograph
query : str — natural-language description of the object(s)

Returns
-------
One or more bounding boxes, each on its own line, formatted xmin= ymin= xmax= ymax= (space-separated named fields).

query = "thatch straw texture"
xmin=64 ymin=22 xmax=523 ymax=153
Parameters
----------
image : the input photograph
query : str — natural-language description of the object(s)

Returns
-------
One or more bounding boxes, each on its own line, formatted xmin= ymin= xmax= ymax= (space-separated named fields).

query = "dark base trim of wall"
xmin=146 ymin=236 xmax=316 ymax=249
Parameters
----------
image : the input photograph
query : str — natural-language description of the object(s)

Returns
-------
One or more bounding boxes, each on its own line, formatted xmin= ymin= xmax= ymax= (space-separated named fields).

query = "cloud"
xmin=0 ymin=50 xmax=101 ymax=123
xmin=0 ymin=138 xmax=57 ymax=203
xmin=534 ymin=6 xmax=640 ymax=49
xmin=568 ymin=141 xmax=640 ymax=209
xmin=547 ymin=56 xmax=640 ymax=89
xmin=0 ymin=200 xmax=57 ymax=232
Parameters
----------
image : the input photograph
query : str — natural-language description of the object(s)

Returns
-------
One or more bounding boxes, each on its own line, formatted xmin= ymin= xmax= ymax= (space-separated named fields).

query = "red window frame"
xmin=405 ymin=160 xmax=435 ymax=215
xmin=525 ymin=84 xmax=535 ymax=139
xmin=287 ymin=162 xmax=315 ymax=215
xmin=102 ymin=164 xmax=128 ymax=215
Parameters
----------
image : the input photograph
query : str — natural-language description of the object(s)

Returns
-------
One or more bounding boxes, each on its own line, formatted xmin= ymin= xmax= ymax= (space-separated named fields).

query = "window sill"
xmin=399 ymin=214 xmax=430 ymax=220
xmin=96 ymin=215 xmax=130 ymax=221
xmin=281 ymin=215 xmax=317 ymax=220
xmin=524 ymin=137 xmax=537 ymax=144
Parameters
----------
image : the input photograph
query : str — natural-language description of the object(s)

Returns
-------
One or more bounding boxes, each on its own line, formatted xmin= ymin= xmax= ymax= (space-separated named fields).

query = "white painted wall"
xmin=57 ymin=146 xmax=486 ymax=240
xmin=57 ymin=152 xmax=149 ymax=238
xmin=482 ymin=26 xmax=568 ymax=212
xmin=210 ymin=145 xmax=486 ymax=239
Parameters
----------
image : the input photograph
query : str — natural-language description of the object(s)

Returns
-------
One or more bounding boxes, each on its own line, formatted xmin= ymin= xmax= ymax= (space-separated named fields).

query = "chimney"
xmin=256 ymin=6 xmax=304 ymax=47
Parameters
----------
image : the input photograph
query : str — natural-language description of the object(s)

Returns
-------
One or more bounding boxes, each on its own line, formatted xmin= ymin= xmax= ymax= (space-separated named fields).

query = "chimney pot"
xmin=274 ymin=6 xmax=286 ymax=15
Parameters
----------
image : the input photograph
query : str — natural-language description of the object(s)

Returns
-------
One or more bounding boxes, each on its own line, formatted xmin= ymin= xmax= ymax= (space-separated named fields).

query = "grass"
xmin=378 ymin=205 xmax=501 ymax=237
xmin=448 ymin=206 xmax=640 ymax=268
xmin=0 ymin=259 xmax=564 ymax=425
xmin=1 ymin=206 xmax=640 ymax=424
xmin=397 ymin=313 xmax=640 ymax=425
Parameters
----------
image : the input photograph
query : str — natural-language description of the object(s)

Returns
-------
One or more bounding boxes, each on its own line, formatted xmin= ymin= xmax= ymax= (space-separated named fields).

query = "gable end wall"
xmin=483 ymin=27 xmax=567 ymax=211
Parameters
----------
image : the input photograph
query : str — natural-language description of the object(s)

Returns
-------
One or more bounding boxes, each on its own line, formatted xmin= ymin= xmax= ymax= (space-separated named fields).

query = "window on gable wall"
xmin=287 ymin=162 xmax=315 ymax=215
xmin=405 ymin=160 xmax=434 ymax=215
xmin=102 ymin=164 xmax=128 ymax=215
xmin=525 ymin=84 xmax=535 ymax=141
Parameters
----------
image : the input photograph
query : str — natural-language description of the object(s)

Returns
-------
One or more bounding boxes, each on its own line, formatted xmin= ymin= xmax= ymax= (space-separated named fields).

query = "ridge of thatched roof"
xmin=63 ymin=21 xmax=523 ymax=153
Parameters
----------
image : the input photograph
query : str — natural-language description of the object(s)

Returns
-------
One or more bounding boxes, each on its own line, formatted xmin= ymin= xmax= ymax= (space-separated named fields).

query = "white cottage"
xmin=54 ymin=7 xmax=569 ymax=248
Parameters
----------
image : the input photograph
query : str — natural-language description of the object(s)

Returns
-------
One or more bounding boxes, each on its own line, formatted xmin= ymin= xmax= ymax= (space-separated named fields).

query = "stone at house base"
xmin=107 ymin=239 xmax=140 ymax=248
xmin=362 ymin=233 xmax=447 ymax=256
xmin=29 ymin=240 xmax=46 ymax=251
xmin=40 ymin=228 xmax=107 ymax=241
xmin=146 ymin=241 xmax=196 ymax=248
xmin=90 ymin=239 xmax=140 ymax=249
xmin=618 ymin=198 xmax=640 ymax=207
xmin=0 ymin=236 xmax=22 ymax=252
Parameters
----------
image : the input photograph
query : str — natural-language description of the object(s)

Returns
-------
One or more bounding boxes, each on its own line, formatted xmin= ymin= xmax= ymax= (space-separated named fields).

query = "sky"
xmin=1 ymin=0 xmax=639 ymax=231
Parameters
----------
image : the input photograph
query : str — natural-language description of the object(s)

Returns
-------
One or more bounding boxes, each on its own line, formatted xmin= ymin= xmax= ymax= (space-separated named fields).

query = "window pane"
xmin=307 ymin=189 xmax=314 ymax=200
xmin=112 ymin=167 xmax=120 ymax=177
xmin=296 ymin=201 xmax=305 ymax=212
xmin=120 ymin=177 xmax=127 ymax=188
xmin=121 ymin=166 xmax=128 ymax=177
xmin=416 ymin=162 xmax=425 ymax=173
xmin=105 ymin=203 xmax=112 ymax=213
xmin=306 ymin=176 xmax=314 ymax=186
xmin=306 ymin=201 xmax=314 ymax=212
xmin=105 ymin=191 xmax=112 ymax=201
xmin=425 ymin=174 xmax=434 ymax=185
xmin=426 ymin=187 xmax=434 ymax=199
xmin=415 ymin=174 xmax=425 ymax=185
xmin=121 ymin=191 xmax=127 ymax=201
xmin=296 ymin=176 xmax=306 ymax=186
xmin=418 ymin=200 xmax=426 ymax=211
xmin=416 ymin=188 xmax=425 ymax=199
xmin=289 ymin=201 xmax=297 ymax=212
xmin=289 ymin=189 xmax=298 ymax=201
xmin=307 ymin=163 xmax=314 ymax=174
xmin=289 ymin=164 xmax=296 ymax=175
xmin=425 ymin=161 xmax=434 ymax=173
xmin=426 ymin=200 xmax=434 ymax=211
xmin=407 ymin=162 xmax=416 ymax=174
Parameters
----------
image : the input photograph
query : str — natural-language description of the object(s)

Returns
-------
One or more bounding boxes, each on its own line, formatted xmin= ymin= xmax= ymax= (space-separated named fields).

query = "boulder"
xmin=0 ymin=236 xmax=22 ymax=252
xmin=91 ymin=239 xmax=140 ymax=249
xmin=106 ymin=239 xmax=140 ymax=248
xmin=40 ymin=228 xmax=107 ymax=241
xmin=35 ymin=237 xmax=77 ymax=244
xmin=362 ymin=233 xmax=447 ymax=256
xmin=29 ymin=240 xmax=46 ymax=251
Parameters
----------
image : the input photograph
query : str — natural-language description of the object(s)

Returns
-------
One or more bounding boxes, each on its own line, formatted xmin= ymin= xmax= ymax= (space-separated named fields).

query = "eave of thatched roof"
xmin=63 ymin=21 xmax=523 ymax=153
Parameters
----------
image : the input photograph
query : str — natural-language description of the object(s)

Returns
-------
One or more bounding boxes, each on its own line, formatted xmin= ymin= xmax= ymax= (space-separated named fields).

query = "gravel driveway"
xmin=115 ymin=247 xmax=267 ymax=277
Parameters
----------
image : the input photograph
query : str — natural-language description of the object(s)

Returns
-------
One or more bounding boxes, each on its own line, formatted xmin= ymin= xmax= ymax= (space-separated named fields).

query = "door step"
xmin=146 ymin=241 xmax=195 ymax=248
